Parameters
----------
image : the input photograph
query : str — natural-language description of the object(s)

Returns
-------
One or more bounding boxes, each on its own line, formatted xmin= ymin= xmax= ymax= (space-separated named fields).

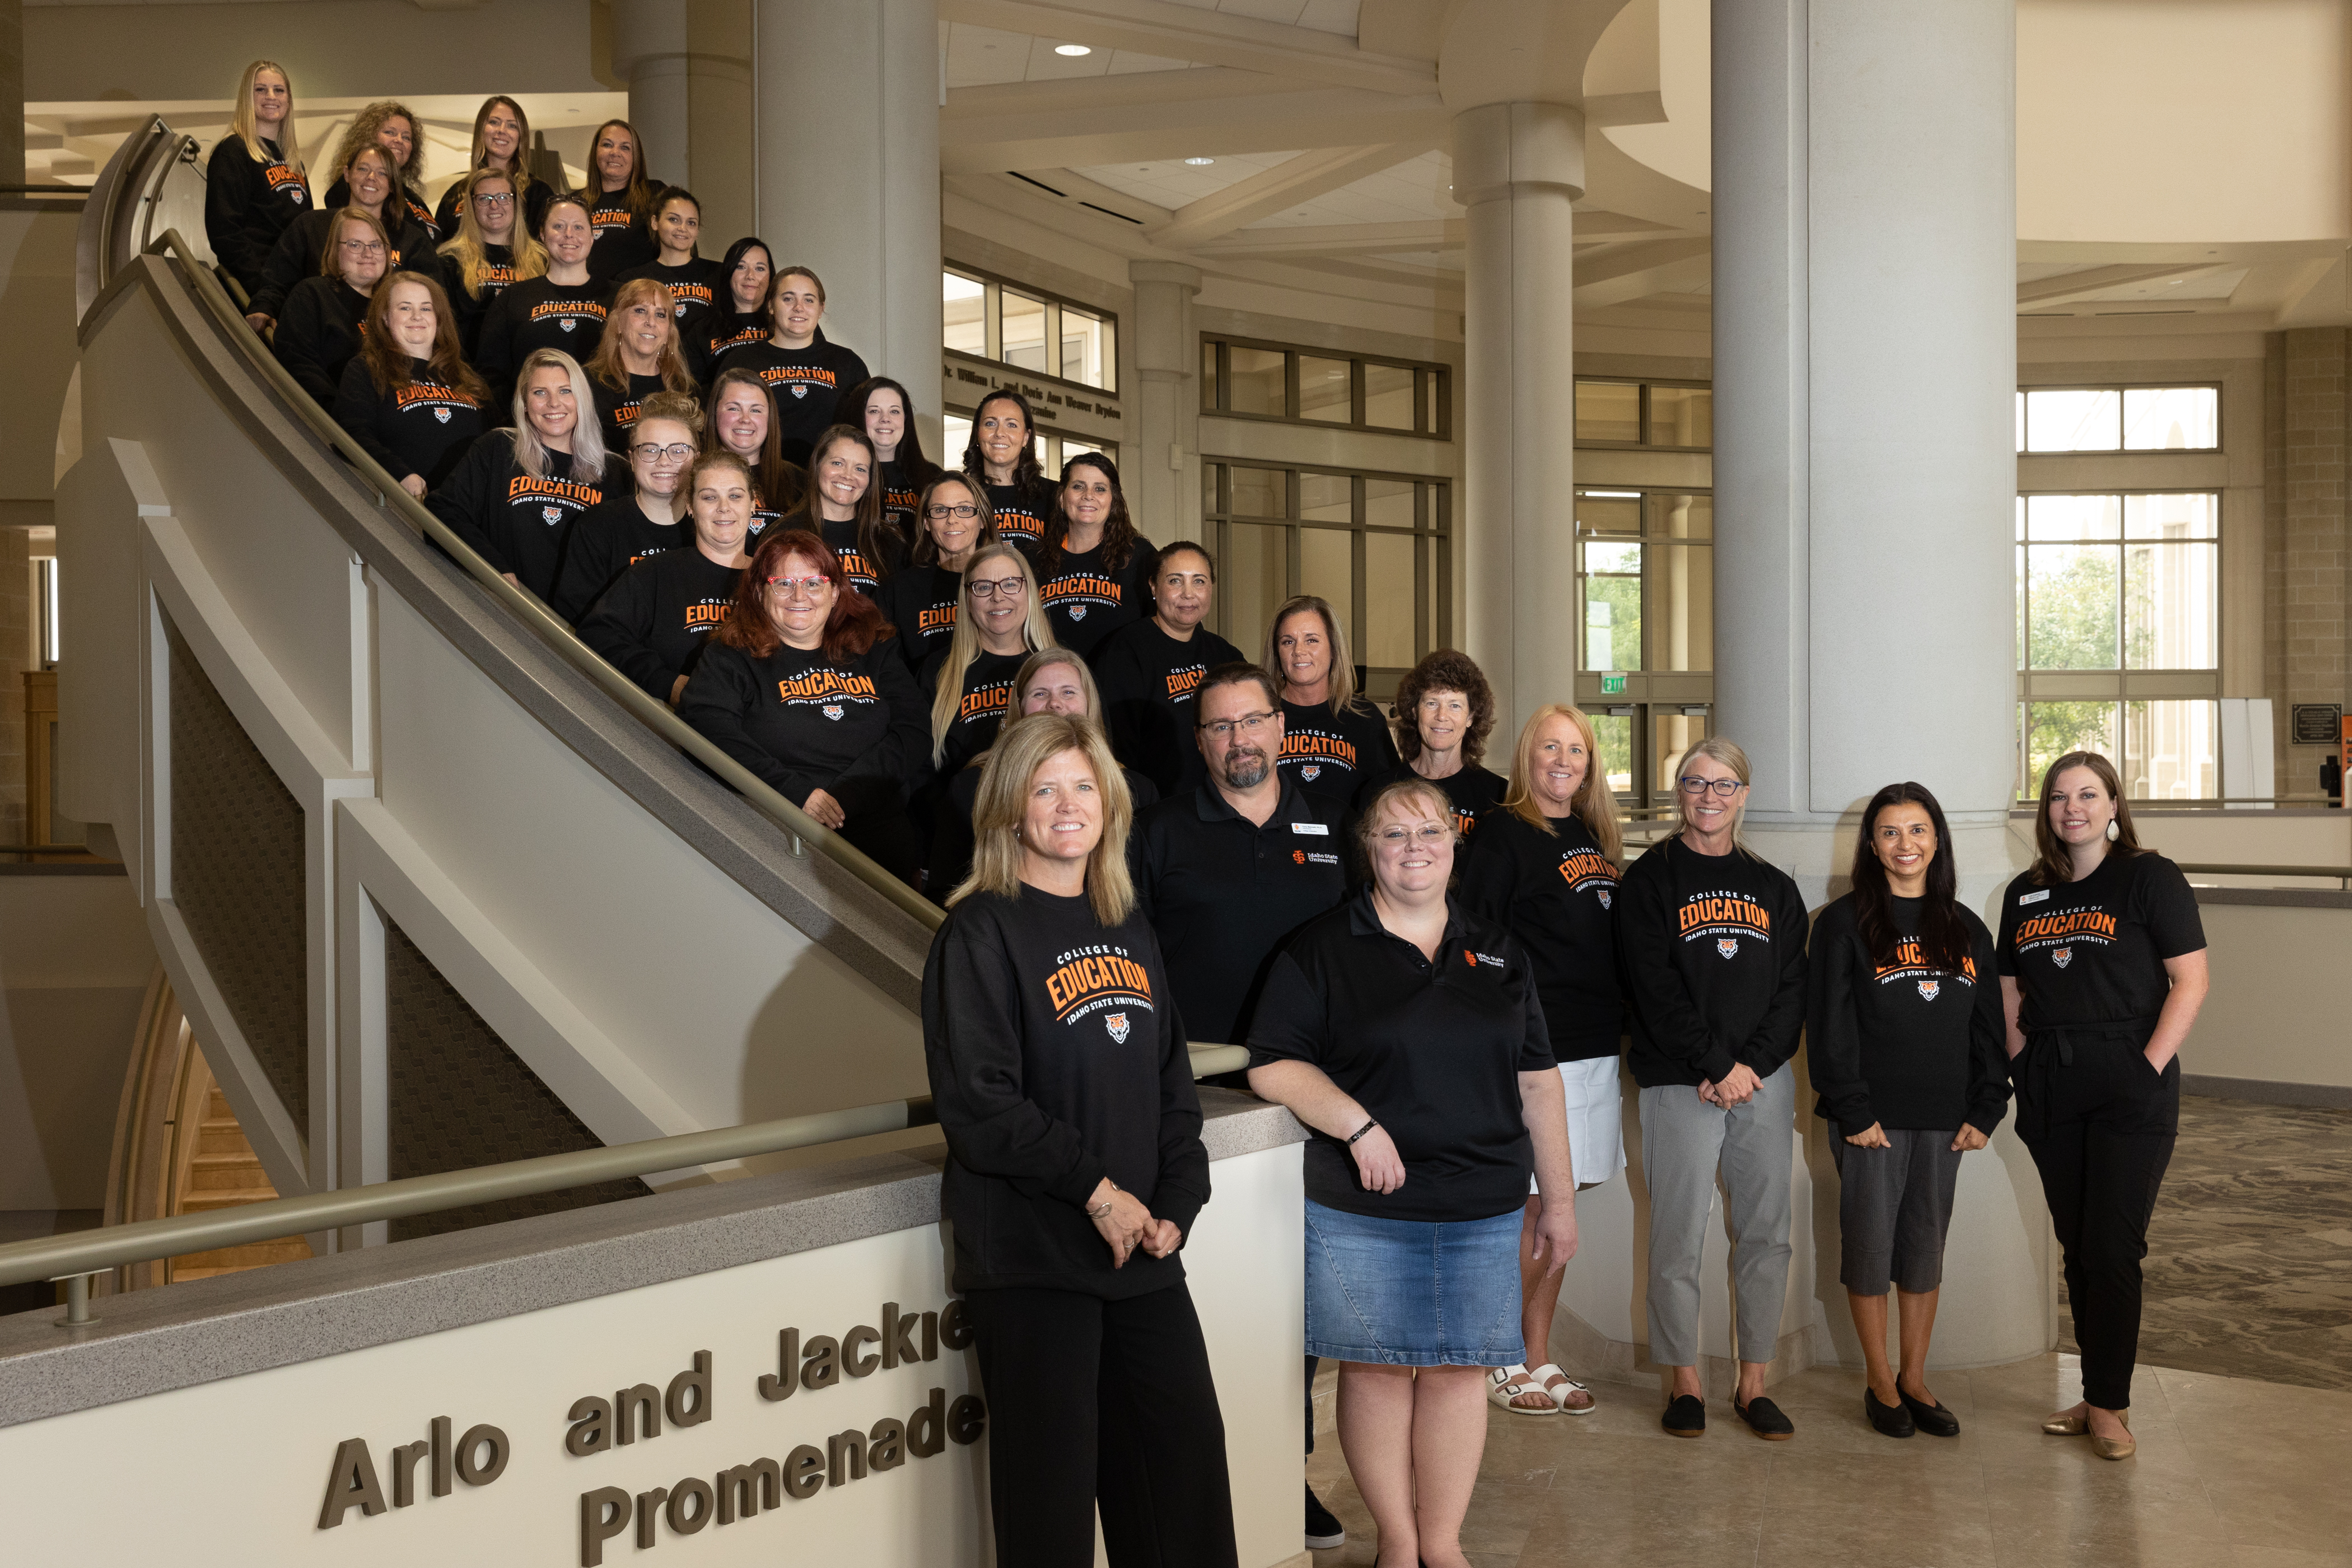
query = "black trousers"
xmin=2014 ymin=1029 xmax=2178 ymax=1411
xmin=964 ymin=1281 xmax=1239 ymax=1568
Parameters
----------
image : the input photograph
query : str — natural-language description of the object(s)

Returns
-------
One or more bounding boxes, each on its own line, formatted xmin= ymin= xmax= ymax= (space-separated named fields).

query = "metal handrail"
xmin=2174 ymin=862 xmax=2352 ymax=885
xmin=135 ymin=223 xmax=943 ymax=932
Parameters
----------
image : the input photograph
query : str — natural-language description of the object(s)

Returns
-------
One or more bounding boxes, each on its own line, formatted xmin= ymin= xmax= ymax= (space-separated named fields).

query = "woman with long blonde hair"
xmin=583 ymin=276 xmax=696 ymax=450
xmin=426 ymin=348 xmax=610 ymax=600
xmin=436 ymin=168 xmax=549 ymax=357
xmin=210 ymin=59 xmax=311 ymax=314
xmin=1457 ymin=702 xmax=1628 ymax=1418
xmin=1616 ymin=734 xmax=1810 ymax=1441
xmin=925 ymin=713 xmax=1233 ymax=1568
xmin=1265 ymin=594 xmax=1398 ymax=805
xmin=924 ymin=540 xmax=1053 ymax=774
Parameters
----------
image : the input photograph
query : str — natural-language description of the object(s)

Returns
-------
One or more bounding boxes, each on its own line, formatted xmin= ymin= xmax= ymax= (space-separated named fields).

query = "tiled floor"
xmin=1305 ymin=1355 xmax=2352 ymax=1567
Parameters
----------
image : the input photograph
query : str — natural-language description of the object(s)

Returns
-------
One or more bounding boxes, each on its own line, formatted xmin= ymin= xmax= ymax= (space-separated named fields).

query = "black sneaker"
xmin=1734 ymin=1395 xmax=1796 ymax=1440
xmin=1305 ymin=1483 xmax=1345 ymax=1550
xmin=1662 ymin=1392 xmax=1706 ymax=1437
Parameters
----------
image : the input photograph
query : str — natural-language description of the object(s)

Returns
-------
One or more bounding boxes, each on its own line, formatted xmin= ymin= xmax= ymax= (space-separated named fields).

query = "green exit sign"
xmin=1600 ymin=673 xmax=1626 ymax=695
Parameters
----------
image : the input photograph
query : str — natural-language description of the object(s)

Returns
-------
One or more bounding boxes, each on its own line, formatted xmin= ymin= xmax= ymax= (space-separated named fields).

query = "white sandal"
xmin=1487 ymin=1363 xmax=1560 ymax=1415
xmin=1528 ymin=1362 xmax=1597 ymax=1415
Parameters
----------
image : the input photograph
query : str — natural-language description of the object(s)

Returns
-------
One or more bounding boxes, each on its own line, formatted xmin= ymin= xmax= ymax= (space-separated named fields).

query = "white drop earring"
xmin=2104 ymin=820 xmax=2120 ymax=842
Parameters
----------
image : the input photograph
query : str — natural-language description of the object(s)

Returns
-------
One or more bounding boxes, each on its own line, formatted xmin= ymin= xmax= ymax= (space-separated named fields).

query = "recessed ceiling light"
xmin=1053 ymin=43 xmax=1091 ymax=56
xmin=1184 ymin=157 xmax=1215 ymax=166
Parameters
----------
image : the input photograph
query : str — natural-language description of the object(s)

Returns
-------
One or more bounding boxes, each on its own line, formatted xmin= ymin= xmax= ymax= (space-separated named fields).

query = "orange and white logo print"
xmin=1105 ymin=1012 xmax=1130 ymax=1044
xmin=2052 ymin=947 xmax=2073 ymax=968
xmin=1044 ymin=945 xmax=1155 ymax=1026
xmin=1716 ymin=938 xmax=1739 ymax=959
xmin=821 ymin=704 xmax=843 ymax=721
xmin=1681 ymin=890 xmax=1772 ymax=958
xmin=1918 ymin=979 xmax=1941 ymax=1001
xmin=1301 ymin=766 xmax=1322 ymax=782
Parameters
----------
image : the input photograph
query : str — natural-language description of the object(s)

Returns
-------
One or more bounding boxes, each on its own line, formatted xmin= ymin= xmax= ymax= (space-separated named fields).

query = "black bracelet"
xmin=1346 ymin=1118 xmax=1379 ymax=1145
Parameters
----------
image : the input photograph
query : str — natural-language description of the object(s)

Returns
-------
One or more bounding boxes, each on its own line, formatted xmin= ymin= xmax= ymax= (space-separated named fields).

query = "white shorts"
xmin=1532 ymin=1054 xmax=1627 ymax=1193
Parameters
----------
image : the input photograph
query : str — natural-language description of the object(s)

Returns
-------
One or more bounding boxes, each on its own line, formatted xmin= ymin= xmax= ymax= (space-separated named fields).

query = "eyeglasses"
xmin=1200 ymin=711 xmax=1274 ymax=741
xmin=968 ymin=577 xmax=1025 ymax=600
xmin=472 ymin=192 xmax=515 ymax=208
xmin=765 ymin=575 xmax=829 ymax=596
xmin=1377 ymin=824 xmax=1453 ymax=846
xmin=337 ymin=239 xmax=386 ymax=255
xmin=1678 ymin=776 xmax=1744 ymax=797
xmin=632 ymin=442 xmax=696 ymax=462
xmin=926 ymin=503 xmax=981 ymax=522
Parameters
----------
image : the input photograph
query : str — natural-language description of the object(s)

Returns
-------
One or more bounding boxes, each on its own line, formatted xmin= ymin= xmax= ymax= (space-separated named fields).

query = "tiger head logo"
xmin=433 ymin=407 xmax=451 ymax=423
xmin=541 ymin=507 xmax=562 ymax=525
xmin=822 ymin=704 xmax=844 ymax=721
xmin=2052 ymin=947 xmax=2073 ymax=969
xmin=1301 ymin=766 xmax=1322 ymax=781
xmin=1917 ymin=979 xmax=1941 ymax=1001
xmin=1597 ymin=889 xmax=1613 ymax=910
xmin=1104 ymin=1012 xmax=1130 ymax=1044
xmin=558 ymin=319 xmax=576 ymax=332
xmin=790 ymin=385 xmax=809 ymax=398
xmin=1068 ymin=605 xmax=1088 ymax=620
xmin=674 ymin=303 xmax=687 ymax=317
xmin=1716 ymin=938 xmax=1739 ymax=959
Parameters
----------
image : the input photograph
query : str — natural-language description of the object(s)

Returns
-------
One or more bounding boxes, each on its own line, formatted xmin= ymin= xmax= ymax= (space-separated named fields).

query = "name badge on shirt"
xmin=1290 ymin=822 xmax=1328 ymax=835
xmin=2018 ymin=889 xmax=2051 ymax=905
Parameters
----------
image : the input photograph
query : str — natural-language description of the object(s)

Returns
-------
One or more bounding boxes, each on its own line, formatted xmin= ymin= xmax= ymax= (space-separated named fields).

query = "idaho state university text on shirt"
xmin=1556 ymin=847 xmax=1617 ymax=903
xmin=774 ymin=670 xmax=878 ymax=708
xmin=1279 ymin=729 xmax=1355 ymax=784
xmin=1043 ymin=942 xmax=1155 ymax=1033
xmin=756 ymin=364 xmax=841 ymax=401
xmin=1872 ymin=940 xmax=1979 ymax=992
xmin=1677 ymin=891 xmax=1772 ymax=956
xmin=1040 ymin=572 xmax=1123 ymax=622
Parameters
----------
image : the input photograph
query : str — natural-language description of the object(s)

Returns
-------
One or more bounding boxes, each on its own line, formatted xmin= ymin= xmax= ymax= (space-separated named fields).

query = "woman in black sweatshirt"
xmin=697 ymin=237 xmax=773 ymax=372
xmin=319 ymin=101 xmax=436 ymax=238
xmin=1088 ymin=542 xmax=1243 ymax=796
xmin=430 ymin=96 xmax=553 ymax=241
xmin=249 ymin=144 xmax=430 ymax=323
xmin=705 ymin=368 xmax=801 ymax=546
xmin=880 ymin=471 xmax=991 ymax=674
xmin=426 ymin=348 xmax=609 ymax=601
xmin=1808 ymin=781 xmax=2009 ymax=1441
xmin=1384 ymin=648 xmax=1506 ymax=833
xmin=582 ymin=277 xmax=698 ymax=452
xmin=1032 ymin=451 xmax=1151 ymax=657
xmin=474 ymin=196 xmax=612 ymax=416
xmin=436 ymin=169 xmax=547 ymax=359
xmin=678 ymin=528 xmax=927 ymax=884
xmin=581 ymin=449 xmax=750 ymax=705
xmin=1266 ymin=594 xmax=1398 ymax=806
xmin=552 ymin=392 xmax=696 ymax=623
xmin=921 ymin=713 xmax=1230 ymax=1568
xmin=961 ymin=389 xmax=1055 ymax=551
xmin=1615 ymin=735 xmax=1808 ymax=1441
xmin=782 ymin=424 xmax=903 ymax=597
xmin=922 ymin=540 xmax=1052 ymax=787
xmin=209 ymin=61 xmax=312 ymax=314
xmin=332 ymin=273 xmax=487 ymax=497
xmin=841 ymin=376 xmax=942 ymax=555
xmin=582 ymin=118 xmax=661 ymax=286
xmin=272 ymin=208 xmax=385 ymax=406
xmin=617 ymin=189 xmax=722 ymax=375
xmin=708 ymin=265 xmax=871 ymax=466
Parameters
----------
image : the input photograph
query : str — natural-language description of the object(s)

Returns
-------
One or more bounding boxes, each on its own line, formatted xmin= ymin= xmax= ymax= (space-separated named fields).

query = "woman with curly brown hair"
xmin=1383 ymin=648 xmax=1505 ymax=831
xmin=323 ymin=101 xmax=435 ymax=236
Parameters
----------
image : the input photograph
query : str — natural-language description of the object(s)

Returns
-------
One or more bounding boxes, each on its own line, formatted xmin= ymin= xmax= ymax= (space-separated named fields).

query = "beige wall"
xmin=2190 ymin=898 xmax=2352 ymax=1092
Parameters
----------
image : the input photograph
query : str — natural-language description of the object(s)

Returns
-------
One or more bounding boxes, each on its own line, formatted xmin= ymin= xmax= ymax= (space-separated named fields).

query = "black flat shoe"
xmin=1662 ymin=1392 xmax=1706 ymax=1438
xmin=1734 ymin=1395 xmax=1796 ymax=1440
xmin=1864 ymin=1388 xmax=1915 ymax=1438
xmin=1898 ymin=1386 xmax=1961 ymax=1438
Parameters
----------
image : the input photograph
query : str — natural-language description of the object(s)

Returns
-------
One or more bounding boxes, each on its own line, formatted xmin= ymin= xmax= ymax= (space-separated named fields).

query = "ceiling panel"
xmin=1071 ymin=148 xmax=1304 ymax=208
xmin=945 ymin=22 xmax=1201 ymax=87
xmin=1240 ymin=148 xmax=1459 ymax=228
xmin=1159 ymin=0 xmax=1361 ymax=38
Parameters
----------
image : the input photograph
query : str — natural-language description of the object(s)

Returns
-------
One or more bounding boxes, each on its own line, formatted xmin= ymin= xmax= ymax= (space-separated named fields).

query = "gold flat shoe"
xmin=2092 ymin=1430 xmax=2136 ymax=1460
xmin=2043 ymin=1407 xmax=2128 ymax=1436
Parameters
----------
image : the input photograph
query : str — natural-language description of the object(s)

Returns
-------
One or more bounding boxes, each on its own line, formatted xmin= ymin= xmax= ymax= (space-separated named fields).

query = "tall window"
xmin=1572 ymin=488 xmax=1714 ymax=804
xmin=2016 ymin=491 xmax=2219 ymax=799
xmin=1201 ymin=464 xmax=1449 ymax=675
xmin=943 ymin=267 xmax=1117 ymax=393
xmin=2015 ymin=385 xmax=2218 ymax=452
xmin=1201 ymin=337 xmax=1448 ymax=438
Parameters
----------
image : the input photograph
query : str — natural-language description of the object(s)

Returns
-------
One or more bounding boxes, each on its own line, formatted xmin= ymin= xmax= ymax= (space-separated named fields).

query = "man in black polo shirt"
xmin=1129 ymin=660 xmax=1354 ymax=1555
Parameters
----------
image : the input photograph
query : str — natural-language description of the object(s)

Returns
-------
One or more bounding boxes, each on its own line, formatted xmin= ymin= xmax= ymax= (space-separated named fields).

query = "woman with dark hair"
xmin=704 ymin=367 xmax=800 ymax=543
xmin=322 ymin=101 xmax=435 ymax=236
xmin=699 ymin=237 xmax=773 ymax=369
xmin=1034 ymin=451 xmax=1152 ymax=656
xmin=436 ymin=169 xmax=548 ymax=358
xmin=2000 ymin=752 xmax=2207 ymax=1459
xmin=1458 ymin=703 xmax=1627 ymax=1419
xmin=1089 ymin=542 xmax=1242 ymax=796
xmin=880 ymin=471 xmax=993 ymax=671
xmin=924 ymin=714 xmax=1232 ymax=1568
xmin=1616 ymin=735 xmax=1809 ymax=1441
xmin=1265 ymin=595 xmax=1398 ymax=805
xmin=923 ymin=540 xmax=1054 ymax=780
xmin=431 ymin=96 xmax=551 ymax=239
xmin=581 ymin=449 xmax=751 ymax=706
xmin=962 ymin=390 xmax=1053 ymax=549
xmin=1809 ymin=782 xmax=2009 ymax=1440
xmin=708 ymin=265 xmax=870 ymax=465
xmin=617 ymin=188 xmax=721 ymax=369
xmin=679 ymin=529 xmax=927 ymax=883
xmin=842 ymin=376 xmax=942 ymax=548
xmin=249 ymin=144 xmax=431 ymax=321
xmin=1388 ymin=649 xmax=1504 ymax=832
xmin=272 ymin=207 xmax=386 ymax=405
xmin=582 ymin=118 xmax=660 ymax=284
xmin=474 ymin=195 xmax=612 ymax=413
xmin=210 ymin=60 xmax=311 ymax=316
xmin=550 ymin=391 xmax=697 ymax=622
xmin=777 ymin=425 xmax=902 ymax=596
xmin=582 ymin=277 xmax=697 ymax=449
xmin=428 ymin=349 xmax=609 ymax=600
xmin=333 ymin=272 xmax=487 ymax=497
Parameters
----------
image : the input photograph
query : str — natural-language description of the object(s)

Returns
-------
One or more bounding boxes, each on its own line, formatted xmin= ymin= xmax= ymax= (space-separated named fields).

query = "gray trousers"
xmin=1639 ymin=1065 xmax=1796 ymax=1368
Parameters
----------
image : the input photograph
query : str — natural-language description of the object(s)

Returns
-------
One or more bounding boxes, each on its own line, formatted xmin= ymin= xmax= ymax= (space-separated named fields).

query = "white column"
xmin=1712 ymin=0 xmax=2045 ymax=1372
xmin=753 ymin=0 xmax=942 ymax=447
xmin=1128 ymin=260 xmax=1202 ymax=544
xmin=1454 ymin=102 xmax=1583 ymax=734
xmin=611 ymin=0 xmax=693 ymax=186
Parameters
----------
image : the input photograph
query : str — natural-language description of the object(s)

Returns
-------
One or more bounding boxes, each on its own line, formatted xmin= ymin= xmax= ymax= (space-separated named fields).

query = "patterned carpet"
xmin=2058 ymin=1095 xmax=2352 ymax=1393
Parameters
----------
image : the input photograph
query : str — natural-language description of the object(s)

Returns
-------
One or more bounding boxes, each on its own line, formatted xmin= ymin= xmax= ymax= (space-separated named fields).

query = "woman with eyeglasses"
xmin=550 ymin=392 xmax=698 ymax=623
xmin=429 ymin=348 xmax=609 ymax=600
xmin=431 ymin=96 xmax=552 ymax=240
xmin=1387 ymin=650 xmax=1505 ymax=833
xmin=880 ymin=472 xmax=993 ymax=672
xmin=250 ymin=143 xmax=430 ymax=324
xmin=333 ymin=272 xmax=486 ymax=498
xmin=1089 ymin=542 xmax=1243 ymax=796
xmin=1458 ymin=704 xmax=1628 ymax=1419
xmin=582 ymin=118 xmax=661 ymax=285
xmin=704 ymin=367 xmax=801 ymax=543
xmin=436 ymin=169 xmax=548 ymax=358
xmin=617 ymin=189 xmax=721 ymax=374
xmin=273 ymin=207 xmax=386 ymax=405
xmin=842 ymin=377 xmax=942 ymax=550
xmin=583 ymin=277 xmax=697 ymax=451
xmin=960 ymin=390 xmax=1053 ymax=550
xmin=580 ymin=450 xmax=752 ymax=706
xmin=679 ymin=529 xmax=927 ymax=885
xmin=698 ymin=238 xmax=774 ymax=371
xmin=1247 ymin=776 xmax=1575 ymax=1568
xmin=1033 ymin=451 xmax=1152 ymax=657
xmin=210 ymin=60 xmax=311 ymax=315
xmin=1266 ymin=595 xmax=1397 ymax=806
xmin=1616 ymin=736 xmax=1809 ymax=1442
xmin=708 ymin=264 xmax=870 ymax=466
xmin=923 ymin=542 xmax=1054 ymax=784
xmin=474 ymin=195 xmax=613 ymax=414
xmin=776 ymin=425 xmax=902 ymax=597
